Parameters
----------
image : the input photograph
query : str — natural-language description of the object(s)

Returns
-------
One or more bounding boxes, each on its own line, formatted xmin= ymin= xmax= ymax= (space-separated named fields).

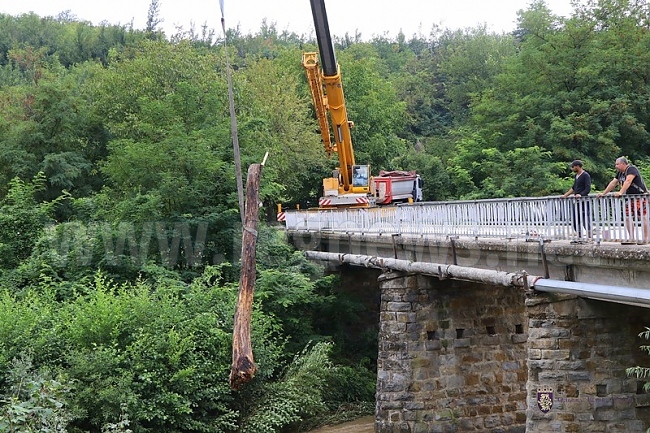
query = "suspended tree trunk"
xmin=229 ymin=163 xmax=262 ymax=390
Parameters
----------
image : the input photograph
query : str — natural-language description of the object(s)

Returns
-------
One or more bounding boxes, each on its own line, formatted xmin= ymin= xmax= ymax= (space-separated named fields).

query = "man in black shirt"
xmin=563 ymin=160 xmax=592 ymax=241
xmin=598 ymin=156 xmax=649 ymax=244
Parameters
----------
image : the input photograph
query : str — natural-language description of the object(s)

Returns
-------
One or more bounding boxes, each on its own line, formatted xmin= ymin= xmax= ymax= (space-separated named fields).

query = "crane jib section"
xmin=302 ymin=52 xmax=334 ymax=156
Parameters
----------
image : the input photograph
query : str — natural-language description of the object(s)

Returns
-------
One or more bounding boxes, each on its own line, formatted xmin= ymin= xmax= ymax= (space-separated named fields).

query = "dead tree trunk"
xmin=229 ymin=163 xmax=262 ymax=390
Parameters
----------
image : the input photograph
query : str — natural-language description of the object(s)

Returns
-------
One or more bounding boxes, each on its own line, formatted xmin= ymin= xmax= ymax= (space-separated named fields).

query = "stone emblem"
xmin=537 ymin=385 xmax=553 ymax=413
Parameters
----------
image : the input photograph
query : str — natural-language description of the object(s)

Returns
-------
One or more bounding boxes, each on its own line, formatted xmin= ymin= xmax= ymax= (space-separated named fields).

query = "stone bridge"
xmin=285 ymin=227 xmax=650 ymax=433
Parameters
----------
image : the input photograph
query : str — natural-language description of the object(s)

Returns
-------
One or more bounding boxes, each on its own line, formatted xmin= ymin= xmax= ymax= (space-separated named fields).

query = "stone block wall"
xmin=526 ymin=292 xmax=650 ymax=432
xmin=376 ymin=271 xmax=528 ymax=432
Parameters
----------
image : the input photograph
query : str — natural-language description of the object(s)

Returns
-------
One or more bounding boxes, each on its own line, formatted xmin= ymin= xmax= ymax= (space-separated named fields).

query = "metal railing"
xmin=283 ymin=194 xmax=650 ymax=244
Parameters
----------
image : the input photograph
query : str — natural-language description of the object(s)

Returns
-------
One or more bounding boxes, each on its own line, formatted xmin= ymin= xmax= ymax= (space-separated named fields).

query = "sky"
xmin=1 ymin=0 xmax=574 ymax=39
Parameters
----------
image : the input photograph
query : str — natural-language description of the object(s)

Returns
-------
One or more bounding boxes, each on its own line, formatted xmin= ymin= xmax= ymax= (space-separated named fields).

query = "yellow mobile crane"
xmin=303 ymin=0 xmax=373 ymax=208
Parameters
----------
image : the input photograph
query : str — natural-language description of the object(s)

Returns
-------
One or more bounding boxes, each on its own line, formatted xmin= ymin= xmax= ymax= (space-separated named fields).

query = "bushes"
xmin=239 ymin=344 xmax=376 ymax=432
xmin=0 ymin=216 xmax=377 ymax=432
xmin=239 ymin=343 xmax=332 ymax=433
xmin=0 ymin=261 xmax=376 ymax=432
xmin=0 ymin=356 xmax=73 ymax=432
xmin=0 ymin=269 xmax=256 ymax=432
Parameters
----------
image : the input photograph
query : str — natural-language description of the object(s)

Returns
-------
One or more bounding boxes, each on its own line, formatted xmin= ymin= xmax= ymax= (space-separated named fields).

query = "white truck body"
xmin=372 ymin=170 xmax=423 ymax=205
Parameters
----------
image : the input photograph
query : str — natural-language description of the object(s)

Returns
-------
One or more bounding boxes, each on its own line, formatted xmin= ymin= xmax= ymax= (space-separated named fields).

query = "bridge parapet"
xmin=284 ymin=195 xmax=650 ymax=244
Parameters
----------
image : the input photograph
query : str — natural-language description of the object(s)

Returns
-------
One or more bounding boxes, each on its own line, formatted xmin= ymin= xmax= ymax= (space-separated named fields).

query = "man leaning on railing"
xmin=562 ymin=160 xmax=592 ymax=242
xmin=597 ymin=156 xmax=650 ymax=245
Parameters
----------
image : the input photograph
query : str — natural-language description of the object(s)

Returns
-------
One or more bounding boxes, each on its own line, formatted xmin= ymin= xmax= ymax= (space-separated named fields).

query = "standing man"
xmin=563 ymin=160 xmax=592 ymax=240
xmin=598 ymin=156 xmax=649 ymax=244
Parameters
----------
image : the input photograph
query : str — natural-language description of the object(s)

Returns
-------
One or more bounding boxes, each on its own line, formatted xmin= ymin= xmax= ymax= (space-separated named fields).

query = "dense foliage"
xmin=2 ymin=0 xmax=650 ymax=431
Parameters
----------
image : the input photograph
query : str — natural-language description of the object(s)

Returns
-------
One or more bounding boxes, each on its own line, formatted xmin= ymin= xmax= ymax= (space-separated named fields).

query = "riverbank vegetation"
xmin=2 ymin=0 xmax=650 ymax=431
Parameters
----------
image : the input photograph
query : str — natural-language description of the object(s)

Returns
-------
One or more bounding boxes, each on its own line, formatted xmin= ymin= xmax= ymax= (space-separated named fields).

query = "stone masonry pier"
xmin=370 ymin=270 xmax=650 ymax=433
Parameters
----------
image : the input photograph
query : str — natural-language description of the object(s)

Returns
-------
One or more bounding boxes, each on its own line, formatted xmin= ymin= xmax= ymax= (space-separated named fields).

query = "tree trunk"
xmin=229 ymin=163 xmax=262 ymax=390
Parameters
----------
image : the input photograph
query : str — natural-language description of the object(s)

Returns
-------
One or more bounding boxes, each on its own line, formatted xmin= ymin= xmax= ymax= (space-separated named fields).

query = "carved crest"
xmin=537 ymin=385 xmax=553 ymax=413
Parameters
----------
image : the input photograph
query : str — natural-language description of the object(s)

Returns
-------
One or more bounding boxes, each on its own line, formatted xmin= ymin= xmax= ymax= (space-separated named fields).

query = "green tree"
xmin=437 ymin=26 xmax=516 ymax=122
xmin=336 ymin=44 xmax=409 ymax=172
xmin=234 ymin=47 xmax=329 ymax=209
xmin=395 ymin=37 xmax=452 ymax=139
xmin=466 ymin=0 xmax=650 ymax=191
xmin=0 ymin=174 xmax=58 ymax=271
xmin=0 ymin=56 xmax=107 ymax=206
xmin=87 ymin=41 xmax=237 ymax=266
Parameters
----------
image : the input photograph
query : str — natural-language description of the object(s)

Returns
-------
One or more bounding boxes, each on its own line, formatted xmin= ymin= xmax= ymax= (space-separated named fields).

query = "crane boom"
xmin=309 ymin=0 xmax=337 ymax=77
xmin=304 ymin=0 xmax=369 ymax=206
xmin=276 ymin=0 xmax=423 ymax=216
